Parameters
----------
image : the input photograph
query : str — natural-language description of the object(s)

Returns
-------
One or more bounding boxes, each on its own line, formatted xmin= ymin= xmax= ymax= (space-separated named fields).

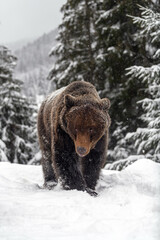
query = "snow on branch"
xmin=125 ymin=4 xmax=160 ymax=161
xmin=126 ymin=65 xmax=160 ymax=83
xmin=128 ymin=5 xmax=160 ymax=43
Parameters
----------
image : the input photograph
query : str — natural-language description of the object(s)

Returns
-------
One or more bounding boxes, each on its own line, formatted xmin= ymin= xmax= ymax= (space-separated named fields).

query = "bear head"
xmin=64 ymin=94 xmax=110 ymax=157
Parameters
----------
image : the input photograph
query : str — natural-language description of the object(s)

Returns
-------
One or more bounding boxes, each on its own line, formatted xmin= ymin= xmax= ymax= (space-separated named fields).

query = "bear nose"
xmin=77 ymin=146 xmax=87 ymax=156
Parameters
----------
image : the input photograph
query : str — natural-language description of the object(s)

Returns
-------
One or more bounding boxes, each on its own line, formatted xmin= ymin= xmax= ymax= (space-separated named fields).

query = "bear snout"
xmin=74 ymin=133 xmax=91 ymax=157
xmin=76 ymin=146 xmax=87 ymax=157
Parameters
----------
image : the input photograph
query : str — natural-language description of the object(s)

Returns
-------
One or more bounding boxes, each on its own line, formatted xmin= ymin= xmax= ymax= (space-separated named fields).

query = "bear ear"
xmin=100 ymin=98 xmax=110 ymax=111
xmin=64 ymin=94 xmax=76 ymax=108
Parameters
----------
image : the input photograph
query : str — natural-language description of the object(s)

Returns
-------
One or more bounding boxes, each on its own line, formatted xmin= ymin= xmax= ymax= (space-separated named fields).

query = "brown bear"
xmin=37 ymin=81 xmax=111 ymax=196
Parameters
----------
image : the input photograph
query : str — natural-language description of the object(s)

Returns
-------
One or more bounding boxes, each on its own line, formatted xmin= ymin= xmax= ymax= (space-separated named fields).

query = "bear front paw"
xmin=43 ymin=180 xmax=57 ymax=190
xmin=85 ymin=187 xmax=98 ymax=197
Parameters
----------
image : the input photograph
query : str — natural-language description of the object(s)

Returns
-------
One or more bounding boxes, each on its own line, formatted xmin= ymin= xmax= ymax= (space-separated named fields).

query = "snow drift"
xmin=0 ymin=159 xmax=159 ymax=240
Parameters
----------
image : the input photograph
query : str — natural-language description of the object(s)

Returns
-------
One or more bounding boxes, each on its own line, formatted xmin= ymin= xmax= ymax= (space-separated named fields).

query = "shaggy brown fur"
xmin=37 ymin=81 xmax=111 ymax=196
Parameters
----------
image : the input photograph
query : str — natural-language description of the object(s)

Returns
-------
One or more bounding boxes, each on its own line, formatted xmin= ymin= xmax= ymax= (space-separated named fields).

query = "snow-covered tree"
xmin=0 ymin=46 xmax=38 ymax=164
xmin=48 ymin=0 xmax=105 ymax=90
xmin=0 ymin=46 xmax=16 ymax=161
xmin=125 ymin=6 xmax=160 ymax=162
xmin=95 ymin=0 xmax=151 ymax=162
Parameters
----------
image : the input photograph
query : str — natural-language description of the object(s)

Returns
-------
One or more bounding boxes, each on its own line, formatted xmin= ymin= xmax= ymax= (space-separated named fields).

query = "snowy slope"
xmin=0 ymin=159 xmax=160 ymax=240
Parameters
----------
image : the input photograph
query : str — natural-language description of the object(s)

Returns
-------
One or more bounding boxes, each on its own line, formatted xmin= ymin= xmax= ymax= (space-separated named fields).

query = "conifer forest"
xmin=0 ymin=0 xmax=160 ymax=169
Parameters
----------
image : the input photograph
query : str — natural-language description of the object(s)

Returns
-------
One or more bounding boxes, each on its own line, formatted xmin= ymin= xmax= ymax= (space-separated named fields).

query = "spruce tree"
xmin=95 ymin=0 xmax=151 ymax=161
xmin=48 ymin=0 xmax=104 ymax=90
xmin=125 ymin=5 xmax=160 ymax=162
xmin=0 ymin=46 xmax=37 ymax=164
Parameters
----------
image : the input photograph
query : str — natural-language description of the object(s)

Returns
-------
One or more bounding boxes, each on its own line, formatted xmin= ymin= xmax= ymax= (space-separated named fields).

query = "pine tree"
xmin=0 ymin=46 xmax=16 ymax=161
xmin=125 ymin=5 xmax=160 ymax=162
xmin=0 ymin=46 xmax=37 ymax=164
xmin=48 ymin=0 xmax=105 ymax=90
xmin=96 ymin=0 xmax=151 ymax=161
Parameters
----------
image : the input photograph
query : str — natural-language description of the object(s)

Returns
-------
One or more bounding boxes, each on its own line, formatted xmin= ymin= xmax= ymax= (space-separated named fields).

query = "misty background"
xmin=0 ymin=0 xmax=66 ymax=98
xmin=0 ymin=0 xmax=65 ymax=44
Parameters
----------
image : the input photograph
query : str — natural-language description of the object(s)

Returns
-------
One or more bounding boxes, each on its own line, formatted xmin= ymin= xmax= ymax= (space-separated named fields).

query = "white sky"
xmin=0 ymin=0 xmax=66 ymax=44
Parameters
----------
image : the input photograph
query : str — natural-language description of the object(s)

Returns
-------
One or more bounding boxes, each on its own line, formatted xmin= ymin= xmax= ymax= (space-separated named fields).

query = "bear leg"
xmin=82 ymin=135 xmax=107 ymax=190
xmin=38 ymin=102 xmax=58 ymax=189
xmin=42 ymin=150 xmax=58 ymax=189
xmin=82 ymin=151 xmax=102 ymax=190
xmin=40 ymin=136 xmax=58 ymax=189
xmin=54 ymin=131 xmax=86 ymax=191
xmin=55 ymin=147 xmax=85 ymax=191
xmin=54 ymin=146 xmax=97 ymax=196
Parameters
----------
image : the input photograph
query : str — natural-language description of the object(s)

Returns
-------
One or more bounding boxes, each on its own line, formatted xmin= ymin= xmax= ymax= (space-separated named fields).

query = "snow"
xmin=0 ymin=159 xmax=159 ymax=240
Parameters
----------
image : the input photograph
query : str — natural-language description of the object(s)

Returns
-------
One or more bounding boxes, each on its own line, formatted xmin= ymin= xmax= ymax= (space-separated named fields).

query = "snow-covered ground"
xmin=0 ymin=159 xmax=159 ymax=240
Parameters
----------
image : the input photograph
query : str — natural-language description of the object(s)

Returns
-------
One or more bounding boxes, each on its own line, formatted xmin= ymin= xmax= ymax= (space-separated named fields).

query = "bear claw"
xmin=85 ymin=187 xmax=98 ymax=197
xmin=43 ymin=181 xmax=57 ymax=190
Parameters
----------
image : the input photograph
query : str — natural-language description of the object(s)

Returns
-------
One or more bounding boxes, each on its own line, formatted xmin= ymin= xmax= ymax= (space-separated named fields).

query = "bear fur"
xmin=37 ymin=81 xmax=111 ymax=196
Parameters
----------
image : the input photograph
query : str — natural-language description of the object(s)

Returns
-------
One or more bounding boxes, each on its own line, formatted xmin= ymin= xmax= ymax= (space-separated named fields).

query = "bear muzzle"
xmin=76 ymin=146 xmax=87 ymax=157
xmin=74 ymin=133 xmax=91 ymax=157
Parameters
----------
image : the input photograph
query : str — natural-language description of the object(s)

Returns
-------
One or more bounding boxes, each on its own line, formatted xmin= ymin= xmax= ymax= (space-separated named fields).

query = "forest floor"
xmin=0 ymin=159 xmax=159 ymax=240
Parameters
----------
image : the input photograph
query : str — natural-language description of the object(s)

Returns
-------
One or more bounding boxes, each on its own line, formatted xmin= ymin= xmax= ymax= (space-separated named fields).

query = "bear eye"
xmin=89 ymin=127 xmax=93 ymax=133
xmin=73 ymin=128 xmax=78 ymax=139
